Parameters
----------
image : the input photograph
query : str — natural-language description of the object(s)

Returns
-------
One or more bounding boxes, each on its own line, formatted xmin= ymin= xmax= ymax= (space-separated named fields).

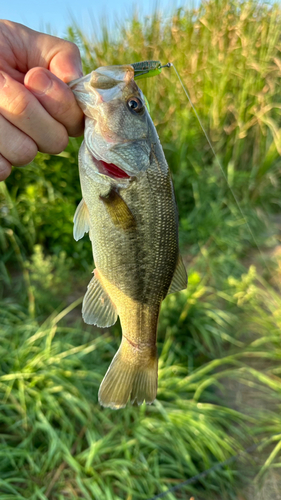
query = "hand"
xmin=0 ymin=20 xmax=84 ymax=181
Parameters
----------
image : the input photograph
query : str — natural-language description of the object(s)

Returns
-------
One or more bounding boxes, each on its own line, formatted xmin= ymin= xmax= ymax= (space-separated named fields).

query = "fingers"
xmin=0 ymin=154 xmax=12 ymax=181
xmin=46 ymin=39 xmax=83 ymax=83
xmin=0 ymin=114 xmax=37 ymax=166
xmin=0 ymin=21 xmax=83 ymax=83
xmin=0 ymin=113 xmax=38 ymax=182
xmin=25 ymin=67 xmax=84 ymax=137
xmin=0 ymin=21 xmax=84 ymax=182
xmin=0 ymin=70 xmax=69 ymax=154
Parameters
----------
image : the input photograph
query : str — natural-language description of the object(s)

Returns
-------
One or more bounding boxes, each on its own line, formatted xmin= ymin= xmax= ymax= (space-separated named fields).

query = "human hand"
xmin=0 ymin=20 xmax=84 ymax=181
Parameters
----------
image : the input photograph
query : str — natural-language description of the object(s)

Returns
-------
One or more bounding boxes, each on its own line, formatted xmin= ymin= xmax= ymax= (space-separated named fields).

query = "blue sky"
xmin=1 ymin=0 xmax=191 ymax=39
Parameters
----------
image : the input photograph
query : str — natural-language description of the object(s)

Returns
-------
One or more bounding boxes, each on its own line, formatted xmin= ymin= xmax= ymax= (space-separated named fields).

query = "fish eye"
xmin=127 ymin=97 xmax=144 ymax=114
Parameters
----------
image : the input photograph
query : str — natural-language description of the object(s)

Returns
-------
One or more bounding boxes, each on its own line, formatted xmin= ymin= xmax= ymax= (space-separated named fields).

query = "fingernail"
xmin=74 ymin=58 xmax=83 ymax=78
xmin=65 ymin=61 xmax=83 ymax=82
xmin=0 ymin=72 xmax=6 ymax=90
xmin=29 ymin=71 xmax=52 ymax=96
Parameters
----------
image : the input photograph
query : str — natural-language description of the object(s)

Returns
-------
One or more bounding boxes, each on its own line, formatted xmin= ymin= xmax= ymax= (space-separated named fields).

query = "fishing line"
xmin=148 ymin=440 xmax=261 ymax=500
xmin=170 ymin=63 xmax=270 ymax=272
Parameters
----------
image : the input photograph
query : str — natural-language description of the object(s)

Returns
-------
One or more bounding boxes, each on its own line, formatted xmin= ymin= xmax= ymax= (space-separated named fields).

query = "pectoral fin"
xmin=73 ymin=199 xmax=90 ymax=241
xmin=82 ymin=270 xmax=118 ymax=327
xmin=100 ymin=188 xmax=136 ymax=230
xmin=167 ymin=255 xmax=188 ymax=295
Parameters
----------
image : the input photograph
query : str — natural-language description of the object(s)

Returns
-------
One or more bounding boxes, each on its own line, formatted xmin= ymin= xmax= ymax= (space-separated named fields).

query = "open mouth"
xmin=93 ymin=156 xmax=130 ymax=180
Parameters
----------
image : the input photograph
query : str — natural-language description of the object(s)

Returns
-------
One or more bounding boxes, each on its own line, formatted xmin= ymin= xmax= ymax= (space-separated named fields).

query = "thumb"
xmin=48 ymin=44 xmax=83 ymax=83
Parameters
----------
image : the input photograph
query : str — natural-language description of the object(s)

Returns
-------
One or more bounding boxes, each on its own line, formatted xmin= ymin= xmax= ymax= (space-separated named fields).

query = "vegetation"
xmin=1 ymin=0 xmax=281 ymax=498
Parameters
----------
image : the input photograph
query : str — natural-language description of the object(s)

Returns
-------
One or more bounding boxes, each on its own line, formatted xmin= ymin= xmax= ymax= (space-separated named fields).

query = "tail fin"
xmin=98 ymin=339 xmax=158 ymax=409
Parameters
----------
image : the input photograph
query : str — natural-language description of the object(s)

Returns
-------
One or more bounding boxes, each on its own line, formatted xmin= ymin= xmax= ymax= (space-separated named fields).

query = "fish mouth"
xmin=92 ymin=155 xmax=130 ymax=180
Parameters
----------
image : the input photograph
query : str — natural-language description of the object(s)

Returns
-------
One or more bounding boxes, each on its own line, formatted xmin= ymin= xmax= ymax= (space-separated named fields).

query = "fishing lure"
xmin=130 ymin=61 xmax=172 ymax=112
xmin=131 ymin=60 xmax=172 ymax=80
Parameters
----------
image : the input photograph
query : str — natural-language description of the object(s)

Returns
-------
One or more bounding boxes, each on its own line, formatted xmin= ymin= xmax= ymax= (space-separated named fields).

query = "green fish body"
xmin=70 ymin=65 xmax=187 ymax=409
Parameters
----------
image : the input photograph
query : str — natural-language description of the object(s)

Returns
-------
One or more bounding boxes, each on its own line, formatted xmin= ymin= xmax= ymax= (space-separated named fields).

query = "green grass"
xmin=2 ymin=0 xmax=281 ymax=498
xmin=2 ymin=268 xmax=281 ymax=499
xmin=0 ymin=297 xmax=256 ymax=500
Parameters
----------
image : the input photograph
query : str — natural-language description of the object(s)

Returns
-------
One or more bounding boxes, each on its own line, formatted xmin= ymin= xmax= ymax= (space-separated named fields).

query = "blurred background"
xmin=1 ymin=0 xmax=281 ymax=498
xmin=1 ymin=0 xmax=188 ymax=38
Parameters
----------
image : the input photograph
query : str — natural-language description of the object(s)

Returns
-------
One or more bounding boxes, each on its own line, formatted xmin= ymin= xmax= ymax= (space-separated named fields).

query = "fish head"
xmin=69 ymin=65 xmax=152 ymax=182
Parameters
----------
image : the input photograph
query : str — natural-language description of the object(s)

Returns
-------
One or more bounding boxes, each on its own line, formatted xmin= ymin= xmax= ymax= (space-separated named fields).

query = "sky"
xmin=1 ymin=0 xmax=191 ymax=39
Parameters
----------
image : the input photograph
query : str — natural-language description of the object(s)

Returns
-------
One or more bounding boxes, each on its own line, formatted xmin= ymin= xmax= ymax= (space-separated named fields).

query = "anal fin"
xmin=73 ymin=199 xmax=90 ymax=241
xmin=82 ymin=270 xmax=118 ymax=327
xmin=167 ymin=254 xmax=188 ymax=295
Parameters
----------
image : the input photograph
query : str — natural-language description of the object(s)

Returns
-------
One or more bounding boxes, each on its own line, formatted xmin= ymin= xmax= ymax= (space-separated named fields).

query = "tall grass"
xmin=2 ymin=1 xmax=281 ymax=498
xmin=70 ymin=0 xmax=281 ymax=204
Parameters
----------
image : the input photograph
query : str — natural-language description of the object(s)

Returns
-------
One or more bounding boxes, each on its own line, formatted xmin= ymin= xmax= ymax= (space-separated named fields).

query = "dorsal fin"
xmin=73 ymin=199 xmax=90 ymax=241
xmin=82 ymin=270 xmax=118 ymax=327
xmin=167 ymin=255 xmax=188 ymax=295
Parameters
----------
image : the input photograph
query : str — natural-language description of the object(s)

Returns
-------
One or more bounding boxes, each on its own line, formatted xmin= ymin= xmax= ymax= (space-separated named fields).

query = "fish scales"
xmin=70 ymin=65 xmax=187 ymax=409
xmin=87 ymin=165 xmax=178 ymax=303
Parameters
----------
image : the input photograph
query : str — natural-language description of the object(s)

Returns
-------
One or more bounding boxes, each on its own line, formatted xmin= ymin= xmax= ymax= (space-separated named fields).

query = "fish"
xmin=69 ymin=64 xmax=187 ymax=409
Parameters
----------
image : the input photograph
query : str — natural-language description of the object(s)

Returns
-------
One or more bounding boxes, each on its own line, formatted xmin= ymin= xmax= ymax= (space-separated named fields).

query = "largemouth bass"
xmin=70 ymin=65 xmax=187 ymax=409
